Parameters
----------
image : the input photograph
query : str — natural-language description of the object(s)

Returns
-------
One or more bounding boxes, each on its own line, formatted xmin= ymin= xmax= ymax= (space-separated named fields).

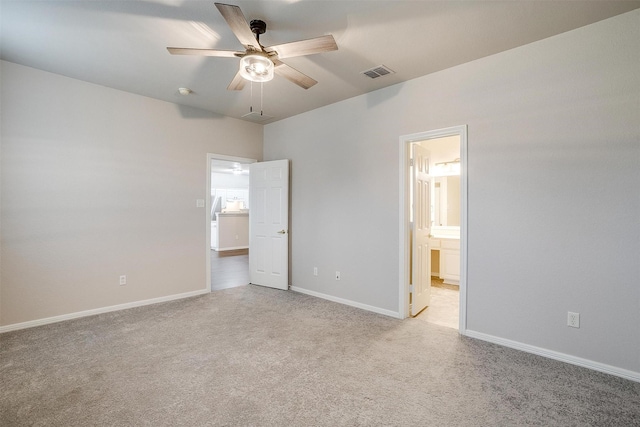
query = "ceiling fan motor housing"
xmin=250 ymin=20 xmax=267 ymax=36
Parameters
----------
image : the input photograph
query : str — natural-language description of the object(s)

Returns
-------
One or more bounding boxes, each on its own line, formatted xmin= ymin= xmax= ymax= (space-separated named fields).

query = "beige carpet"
xmin=1 ymin=285 xmax=639 ymax=426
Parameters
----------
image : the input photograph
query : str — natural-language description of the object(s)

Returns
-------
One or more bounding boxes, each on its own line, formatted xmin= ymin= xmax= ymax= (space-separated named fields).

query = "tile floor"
xmin=413 ymin=278 xmax=459 ymax=329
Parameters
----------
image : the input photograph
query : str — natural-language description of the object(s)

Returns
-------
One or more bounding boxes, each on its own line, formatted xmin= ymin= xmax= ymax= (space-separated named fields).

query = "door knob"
xmin=277 ymin=230 xmax=287 ymax=234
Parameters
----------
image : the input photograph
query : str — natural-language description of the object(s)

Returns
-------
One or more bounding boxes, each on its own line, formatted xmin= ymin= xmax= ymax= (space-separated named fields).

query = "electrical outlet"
xmin=119 ymin=275 xmax=127 ymax=286
xmin=313 ymin=267 xmax=318 ymax=276
xmin=335 ymin=271 xmax=341 ymax=280
xmin=567 ymin=311 xmax=580 ymax=328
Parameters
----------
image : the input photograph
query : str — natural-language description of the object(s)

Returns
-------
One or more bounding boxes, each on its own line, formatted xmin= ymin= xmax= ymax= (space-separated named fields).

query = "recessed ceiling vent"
xmin=361 ymin=65 xmax=395 ymax=79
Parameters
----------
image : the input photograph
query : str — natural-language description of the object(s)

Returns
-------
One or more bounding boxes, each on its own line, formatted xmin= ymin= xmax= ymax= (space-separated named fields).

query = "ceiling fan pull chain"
xmin=250 ymin=81 xmax=253 ymax=113
xmin=260 ymin=82 xmax=264 ymax=116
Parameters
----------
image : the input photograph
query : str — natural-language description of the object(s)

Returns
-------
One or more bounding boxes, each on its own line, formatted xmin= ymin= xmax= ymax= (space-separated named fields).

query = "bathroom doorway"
xmin=398 ymin=126 xmax=467 ymax=332
xmin=206 ymin=154 xmax=255 ymax=292
xmin=414 ymin=136 xmax=461 ymax=329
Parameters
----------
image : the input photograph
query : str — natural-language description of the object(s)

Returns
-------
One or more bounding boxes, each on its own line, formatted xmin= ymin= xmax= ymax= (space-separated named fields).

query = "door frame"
xmin=206 ymin=153 xmax=257 ymax=292
xmin=398 ymin=125 xmax=468 ymax=333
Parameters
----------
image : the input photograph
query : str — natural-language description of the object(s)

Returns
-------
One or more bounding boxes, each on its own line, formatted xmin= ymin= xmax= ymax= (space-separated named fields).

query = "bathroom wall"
xmin=446 ymin=176 xmax=461 ymax=226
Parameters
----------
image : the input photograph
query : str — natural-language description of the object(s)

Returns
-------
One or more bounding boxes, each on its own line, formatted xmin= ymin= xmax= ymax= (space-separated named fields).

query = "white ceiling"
xmin=2 ymin=1 xmax=638 ymax=124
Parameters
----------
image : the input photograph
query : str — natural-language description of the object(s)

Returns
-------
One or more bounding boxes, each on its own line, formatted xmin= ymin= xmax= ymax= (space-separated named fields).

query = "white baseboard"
xmin=214 ymin=246 xmax=248 ymax=252
xmin=291 ymin=286 xmax=401 ymax=319
xmin=0 ymin=289 xmax=210 ymax=334
xmin=464 ymin=329 xmax=640 ymax=383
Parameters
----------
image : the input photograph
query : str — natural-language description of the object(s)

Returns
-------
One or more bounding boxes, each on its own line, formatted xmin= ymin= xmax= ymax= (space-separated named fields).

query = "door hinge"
xmin=409 ymin=284 xmax=414 ymax=293
xmin=410 ymin=158 xmax=414 ymax=167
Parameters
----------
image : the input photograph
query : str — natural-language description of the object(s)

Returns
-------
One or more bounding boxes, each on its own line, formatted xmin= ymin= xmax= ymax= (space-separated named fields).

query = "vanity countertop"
xmin=430 ymin=226 xmax=459 ymax=240
xmin=431 ymin=235 xmax=460 ymax=240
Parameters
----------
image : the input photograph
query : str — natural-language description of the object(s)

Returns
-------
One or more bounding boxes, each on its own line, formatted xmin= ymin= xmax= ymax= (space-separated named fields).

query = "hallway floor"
xmin=211 ymin=249 xmax=249 ymax=291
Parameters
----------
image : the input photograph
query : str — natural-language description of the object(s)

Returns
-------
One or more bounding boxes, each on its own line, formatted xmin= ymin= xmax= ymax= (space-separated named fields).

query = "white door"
xmin=249 ymin=160 xmax=289 ymax=290
xmin=411 ymin=144 xmax=431 ymax=316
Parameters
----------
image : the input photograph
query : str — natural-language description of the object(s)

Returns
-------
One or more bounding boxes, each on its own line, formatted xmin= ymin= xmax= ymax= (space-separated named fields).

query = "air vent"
xmin=361 ymin=65 xmax=395 ymax=79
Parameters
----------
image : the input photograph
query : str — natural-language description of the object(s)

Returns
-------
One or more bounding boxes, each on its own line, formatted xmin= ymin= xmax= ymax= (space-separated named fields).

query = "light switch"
xmin=196 ymin=199 xmax=205 ymax=208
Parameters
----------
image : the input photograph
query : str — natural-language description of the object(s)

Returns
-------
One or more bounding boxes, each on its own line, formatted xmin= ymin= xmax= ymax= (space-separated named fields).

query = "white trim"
xmin=459 ymin=128 xmax=468 ymax=333
xmin=291 ymin=286 xmax=401 ymax=319
xmin=465 ymin=329 xmax=640 ymax=383
xmin=206 ymin=153 xmax=257 ymax=293
xmin=0 ymin=289 xmax=210 ymax=334
xmin=398 ymin=125 xmax=468 ymax=334
xmin=214 ymin=245 xmax=249 ymax=252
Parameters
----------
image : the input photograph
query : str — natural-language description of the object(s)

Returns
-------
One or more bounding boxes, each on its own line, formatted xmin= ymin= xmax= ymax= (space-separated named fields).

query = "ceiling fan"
xmin=167 ymin=2 xmax=338 ymax=90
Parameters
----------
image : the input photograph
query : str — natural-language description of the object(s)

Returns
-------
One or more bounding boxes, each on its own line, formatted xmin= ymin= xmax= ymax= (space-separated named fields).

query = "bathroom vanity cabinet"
xmin=429 ymin=237 xmax=460 ymax=285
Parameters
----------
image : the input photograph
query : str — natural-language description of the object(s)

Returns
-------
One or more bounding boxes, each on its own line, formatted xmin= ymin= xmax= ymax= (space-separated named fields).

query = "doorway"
xmin=398 ymin=126 xmax=467 ymax=332
xmin=206 ymin=154 xmax=256 ymax=292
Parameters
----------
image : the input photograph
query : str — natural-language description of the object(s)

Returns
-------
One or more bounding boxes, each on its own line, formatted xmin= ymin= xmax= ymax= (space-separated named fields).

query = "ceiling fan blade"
xmin=227 ymin=70 xmax=246 ymax=91
xmin=266 ymin=35 xmax=338 ymax=59
xmin=167 ymin=47 xmax=241 ymax=57
xmin=273 ymin=59 xmax=317 ymax=90
xmin=215 ymin=3 xmax=261 ymax=51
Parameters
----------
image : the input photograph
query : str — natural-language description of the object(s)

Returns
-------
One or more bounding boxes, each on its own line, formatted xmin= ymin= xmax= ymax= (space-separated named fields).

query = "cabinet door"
xmin=226 ymin=189 xmax=239 ymax=200
xmin=441 ymin=249 xmax=460 ymax=283
xmin=241 ymin=189 xmax=249 ymax=208
xmin=225 ymin=189 xmax=249 ymax=208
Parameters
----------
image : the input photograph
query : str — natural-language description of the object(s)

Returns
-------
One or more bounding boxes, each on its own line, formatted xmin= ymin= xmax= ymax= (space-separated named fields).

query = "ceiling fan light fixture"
xmin=239 ymin=54 xmax=274 ymax=83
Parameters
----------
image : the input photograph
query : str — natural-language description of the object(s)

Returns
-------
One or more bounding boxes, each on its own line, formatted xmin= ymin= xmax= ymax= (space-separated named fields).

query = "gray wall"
xmin=264 ymin=11 xmax=639 ymax=374
xmin=0 ymin=61 xmax=263 ymax=326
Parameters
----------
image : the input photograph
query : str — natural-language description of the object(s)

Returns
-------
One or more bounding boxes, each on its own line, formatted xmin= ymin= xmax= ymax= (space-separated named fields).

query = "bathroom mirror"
xmin=432 ymin=175 xmax=460 ymax=227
